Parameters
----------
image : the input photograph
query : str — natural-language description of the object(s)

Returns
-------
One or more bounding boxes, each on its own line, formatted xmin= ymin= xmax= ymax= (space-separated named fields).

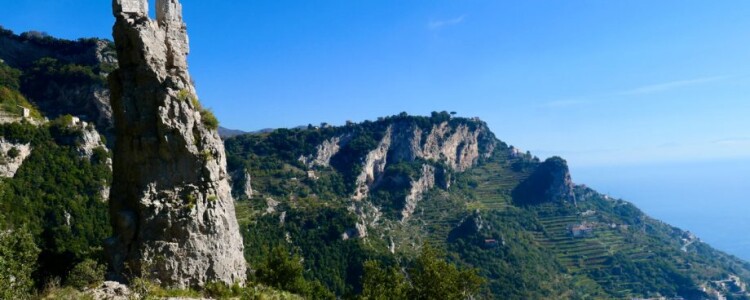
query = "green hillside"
xmin=225 ymin=114 xmax=750 ymax=299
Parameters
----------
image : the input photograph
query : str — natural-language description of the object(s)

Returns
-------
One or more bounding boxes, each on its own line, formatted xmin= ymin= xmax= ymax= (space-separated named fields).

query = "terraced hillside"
xmin=225 ymin=114 xmax=750 ymax=299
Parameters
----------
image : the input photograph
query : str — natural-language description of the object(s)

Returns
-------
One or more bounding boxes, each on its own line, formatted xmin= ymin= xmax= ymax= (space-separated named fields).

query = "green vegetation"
xmin=177 ymin=88 xmax=195 ymax=103
xmin=66 ymin=259 xmax=106 ymax=290
xmin=0 ymin=61 xmax=43 ymax=119
xmin=407 ymin=245 xmax=484 ymax=300
xmin=224 ymin=114 xmax=750 ymax=299
xmin=16 ymin=57 xmax=104 ymax=122
xmin=358 ymin=260 xmax=409 ymax=300
xmin=0 ymin=121 xmax=111 ymax=292
xmin=178 ymin=88 xmax=220 ymax=130
xmin=255 ymin=245 xmax=335 ymax=299
xmin=200 ymin=108 xmax=219 ymax=130
xmin=358 ymin=245 xmax=484 ymax=300
xmin=0 ymin=227 xmax=40 ymax=299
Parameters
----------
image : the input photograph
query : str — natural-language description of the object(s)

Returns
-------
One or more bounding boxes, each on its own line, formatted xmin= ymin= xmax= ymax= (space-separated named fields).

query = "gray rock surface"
xmin=345 ymin=119 xmax=495 ymax=232
xmin=243 ymin=170 xmax=254 ymax=199
xmin=0 ymin=139 xmax=31 ymax=178
xmin=89 ymin=281 xmax=132 ymax=300
xmin=401 ymin=164 xmax=436 ymax=221
xmin=544 ymin=158 xmax=576 ymax=204
xmin=299 ymin=134 xmax=351 ymax=168
xmin=352 ymin=127 xmax=392 ymax=201
xmin=352 ymin=121 xmax=495 ymax=203
xmin=105 ymin=0 xmax=246 ymax=288
xmin=76 ymin=123 xmax=109 ymax=159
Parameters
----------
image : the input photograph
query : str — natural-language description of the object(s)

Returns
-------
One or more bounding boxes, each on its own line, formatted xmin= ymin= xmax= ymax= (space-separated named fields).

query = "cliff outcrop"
xmin=0 ymin=139 xmax=31 ymax=178
xmin=350 ymin=120 xmax=495 ymax=214
xmin=512 ymin=156 xmax=576 ymax=205
xmin=105 ymin=0 xmax=246 ymax=288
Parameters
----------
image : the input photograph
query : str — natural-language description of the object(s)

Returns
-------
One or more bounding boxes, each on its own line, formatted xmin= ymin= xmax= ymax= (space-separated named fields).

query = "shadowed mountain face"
xmin=512 ymin=156 xmax=576 ymax=206
xmin=0 ymin=26 xmax=116 ymax=141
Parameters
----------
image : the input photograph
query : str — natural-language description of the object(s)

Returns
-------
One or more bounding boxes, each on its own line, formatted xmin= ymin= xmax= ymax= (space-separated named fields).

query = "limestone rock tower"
xmin=105 ymin=0 xmax=247 ymax=288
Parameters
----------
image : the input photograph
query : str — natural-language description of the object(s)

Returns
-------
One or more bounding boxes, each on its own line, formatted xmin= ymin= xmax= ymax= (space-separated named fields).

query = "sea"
xmin=572 ymin=159 xmax=750 ymax=262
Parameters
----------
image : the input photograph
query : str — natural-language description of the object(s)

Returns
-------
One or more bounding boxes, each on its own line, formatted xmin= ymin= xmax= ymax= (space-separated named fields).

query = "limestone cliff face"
xmin=352 ymin=127 xmax=393 ymax=201
xmin=401 ymin=164 xmax=436 ymax=221
xmin=512 ymin=156 xmax=576 ymax=205
xmin=335 ymin=119 xmax=496 ymax=225
xmin=0 ymin=139 xmax=31 ymax=178
xmin=544 ymin=158 xmax=576 ymax=204
xmin=76 ymin=124 xmax=109 ymax=160
xmin=352 ymin=120 xmax=495 ymax=205
xmin=299 ymin=134 xmax=351 ymax=168
xmin=388 ymin=121 xmax=492 ymax=172
xmin=105 ymin=0 xmax=246 ymax=288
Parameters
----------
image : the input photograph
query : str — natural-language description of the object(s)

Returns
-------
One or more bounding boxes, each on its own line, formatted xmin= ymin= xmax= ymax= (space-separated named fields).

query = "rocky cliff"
xmin=105 ymin=0 xmax=246 ymax=288
xmin=512 ymin=156 xmax=576 ymax=205
xmin=348 ymin=119 xmax=495 ymax=220
xmin=0 ymin=139 xmax=31 ymax=178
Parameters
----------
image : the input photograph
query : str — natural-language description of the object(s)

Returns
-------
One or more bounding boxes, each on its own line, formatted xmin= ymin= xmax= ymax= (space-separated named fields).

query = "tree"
xmin=359 ymin=260 xmax=409 ymax=300
xmin=408 ymin=245 xmax=484 ymax=300
xmin=255 ymin=245 xmax=334 ymax=299
xmin=256 ymin=246 xmax=307 ymax=293
xmin=66 ymin=259 xmax=106 ymax=290
xmin=0 ymin=227 xmax=41 ymax=299
xmin=357 ymin=245 xmax=484 ymax=300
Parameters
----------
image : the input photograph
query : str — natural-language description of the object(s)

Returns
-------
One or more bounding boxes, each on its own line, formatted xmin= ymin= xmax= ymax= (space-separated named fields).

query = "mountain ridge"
xmin=224 ymin=113 xmax=750 ymax=299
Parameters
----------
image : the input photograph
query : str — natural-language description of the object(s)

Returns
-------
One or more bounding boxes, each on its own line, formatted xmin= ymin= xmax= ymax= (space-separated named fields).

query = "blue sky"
xmin=2 ymin=0 xmax=749 ymax=167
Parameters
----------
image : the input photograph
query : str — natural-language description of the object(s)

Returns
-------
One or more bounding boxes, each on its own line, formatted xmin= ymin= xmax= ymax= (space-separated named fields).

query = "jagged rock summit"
xmin=105 ymin=0 xmax=247 ymax=288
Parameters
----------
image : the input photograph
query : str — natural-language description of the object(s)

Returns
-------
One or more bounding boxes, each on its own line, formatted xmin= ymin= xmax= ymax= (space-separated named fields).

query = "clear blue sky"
xmin=2 ymin=0 xmax=750 ymax=259
xmin=2 ymin=0 xmax=749 ymax=167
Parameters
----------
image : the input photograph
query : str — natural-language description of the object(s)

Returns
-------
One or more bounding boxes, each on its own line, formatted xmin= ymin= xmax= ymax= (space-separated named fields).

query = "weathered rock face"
xmin=351 ymin=121 xmax=495 ymax=203
xmin=512 ymin=156 xmax=576 ymax=205
xmin=401 ymin=164 xmax=435 ymax=221
xmin=299 ymin=134 xmax=351 ymax=168
xmin=242 ymin=170 xmax=254 ymax=199
xmin=105 ymin=0 xmax=246 ymax=288
xmin=352 ymin=127 xmax=393 ymax=201
xmin=388 ymin=122 xmax=492 ymax=172
xmin=76 ymin=124 xmax=109 ymax=160
xmin=340 ymin=119 xmax=496 ymax=227
xmin=0 ymin=139 xmax=31 ymax=178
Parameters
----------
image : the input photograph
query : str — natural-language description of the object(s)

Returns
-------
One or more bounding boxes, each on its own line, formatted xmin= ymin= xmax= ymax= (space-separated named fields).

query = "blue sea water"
xmin=572 ymin=159 xmax=750 ymax=262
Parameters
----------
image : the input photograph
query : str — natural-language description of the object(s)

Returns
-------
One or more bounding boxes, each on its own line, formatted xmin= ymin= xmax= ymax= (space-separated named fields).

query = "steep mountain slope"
xmin=225 ymin=113 xmax=750 ymax=299
xmin=0 ymin=54 xmax=112 ymax=290
xmin=0 ymin=25 xmax=116 ymax=142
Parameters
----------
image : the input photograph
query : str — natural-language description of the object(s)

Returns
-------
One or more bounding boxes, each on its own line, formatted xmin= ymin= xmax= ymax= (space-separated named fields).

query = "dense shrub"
xmin=358 ymin=245 xmax=484 ymax=300
xmin=66 ymin=259 xmax=106 ymax=290
xmin=200 ymin=108 xmax=219 ymax=130
xmin=0 ymin=227 xmax=41 ymax=299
